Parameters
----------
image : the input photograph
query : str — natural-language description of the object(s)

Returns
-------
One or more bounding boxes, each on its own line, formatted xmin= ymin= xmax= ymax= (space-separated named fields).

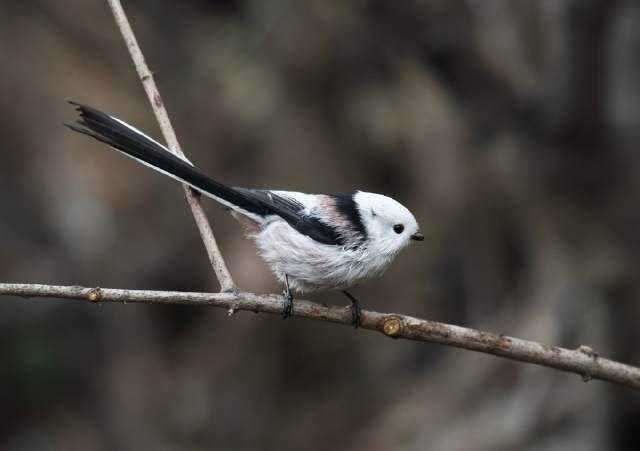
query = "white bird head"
xmin=355 ymin=191 xmax=423 ymax=256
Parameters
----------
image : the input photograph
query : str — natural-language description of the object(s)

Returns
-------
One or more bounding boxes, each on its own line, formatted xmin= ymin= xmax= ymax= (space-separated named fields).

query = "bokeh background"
xmin=2 ymin=0 xmax=640 ymax=449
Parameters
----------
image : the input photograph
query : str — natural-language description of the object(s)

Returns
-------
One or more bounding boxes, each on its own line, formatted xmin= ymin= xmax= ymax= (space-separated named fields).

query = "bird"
xmin=65 ymin=102 xmax=424 ymax=327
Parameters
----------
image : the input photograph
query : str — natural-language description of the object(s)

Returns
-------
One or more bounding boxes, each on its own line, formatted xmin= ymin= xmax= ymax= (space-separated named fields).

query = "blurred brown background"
xmin=2 ymin=0 xmax=640 ymax=450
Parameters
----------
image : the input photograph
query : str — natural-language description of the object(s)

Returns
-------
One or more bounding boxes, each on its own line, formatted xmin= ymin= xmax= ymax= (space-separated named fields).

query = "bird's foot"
xmin=342 ymin=290 xmax=362 ymax=329
xmin=282 ymin=274 xmax=294 ymax=319
xmin=282 ymin=289 xmax=294 ymax=319
xmin=351 ymin=301 xmax=362 ymax=329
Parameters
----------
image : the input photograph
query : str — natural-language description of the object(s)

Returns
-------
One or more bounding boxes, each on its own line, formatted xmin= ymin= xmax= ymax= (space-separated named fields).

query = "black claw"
xmin=282 ymin=274 xmax=294 ymax=319
xmin=351 ymin=301 xmax=362 ymax=329
xmin=342 ymin=290 xmax=362 ymax=329
xmin=282 ymin=289 xmax=294 ymax=319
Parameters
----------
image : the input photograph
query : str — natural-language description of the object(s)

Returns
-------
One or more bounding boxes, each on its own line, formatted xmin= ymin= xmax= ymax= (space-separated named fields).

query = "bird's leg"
xmin=282 ymin=274 xmax=294 ymax=319
xmin=341 ymin=290 xmax=362 ymax=329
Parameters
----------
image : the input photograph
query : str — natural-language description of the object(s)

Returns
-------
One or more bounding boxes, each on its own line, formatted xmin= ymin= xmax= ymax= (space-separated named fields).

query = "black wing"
xmin=66 ymin=102 xmax=343 ymax=245
xmin=233 ymin=188 xmax=343 ymax=245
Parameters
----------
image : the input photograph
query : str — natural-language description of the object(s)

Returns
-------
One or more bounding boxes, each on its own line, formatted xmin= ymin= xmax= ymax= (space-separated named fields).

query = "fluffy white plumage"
xmin=255 ymin=191 xmax=420 ymax=292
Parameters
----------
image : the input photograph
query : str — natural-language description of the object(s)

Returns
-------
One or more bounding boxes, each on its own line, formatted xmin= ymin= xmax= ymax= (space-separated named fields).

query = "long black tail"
xmin=65 ymin=102 xmax=280 ymax=221
xmin=66 ymin=102 xmax=347 ymax=245
xmin=66 ymin=102 xmax=244 ymax=202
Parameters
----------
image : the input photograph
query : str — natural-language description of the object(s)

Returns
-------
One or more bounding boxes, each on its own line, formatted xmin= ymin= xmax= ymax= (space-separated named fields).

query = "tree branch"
xmin=105 ymin=0 xmax=236 ymax=292
xmin=2 ymin=282 xmax=639 ymax=391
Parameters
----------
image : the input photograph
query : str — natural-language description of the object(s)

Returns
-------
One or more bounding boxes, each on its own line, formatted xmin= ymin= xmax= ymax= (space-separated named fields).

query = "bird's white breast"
xmin=254 ymin=218 xmax=394 ymax=292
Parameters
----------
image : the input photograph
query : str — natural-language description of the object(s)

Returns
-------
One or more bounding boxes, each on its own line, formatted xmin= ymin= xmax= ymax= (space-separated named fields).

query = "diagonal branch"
xmin=1 ymin=282 xmax=639 ymax=391
xmin=105 ymin=0 xmax=236 ymax=292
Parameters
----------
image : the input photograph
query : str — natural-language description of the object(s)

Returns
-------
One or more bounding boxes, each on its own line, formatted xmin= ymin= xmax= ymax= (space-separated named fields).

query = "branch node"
xmin=496 ymin=334 xmax=512 ymax=351
xmin=578 ymin=345 xmax=598 ymax=358
xmin=87 ymin=287 xmax=103 ymax=303
xmin=382 ymin=316 xmax=403 ymax=338
xmin=153 ymin=93 xmax=162 ymax=108
xmin=228 ymin=308 xmax=236 ymax=316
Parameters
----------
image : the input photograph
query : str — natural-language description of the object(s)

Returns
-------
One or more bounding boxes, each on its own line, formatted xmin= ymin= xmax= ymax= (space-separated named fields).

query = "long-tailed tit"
xmin=66 ymin=103 xmax=424 ymax=327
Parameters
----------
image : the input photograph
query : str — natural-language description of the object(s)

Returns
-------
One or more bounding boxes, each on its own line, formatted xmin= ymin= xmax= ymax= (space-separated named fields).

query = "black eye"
xmin=393 ymin=224 xmax=404 ymax=234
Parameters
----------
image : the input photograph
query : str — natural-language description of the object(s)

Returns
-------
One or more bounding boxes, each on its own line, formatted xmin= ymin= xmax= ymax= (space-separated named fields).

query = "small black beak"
xmin=411 ymin=231 xmax=424 ymax=241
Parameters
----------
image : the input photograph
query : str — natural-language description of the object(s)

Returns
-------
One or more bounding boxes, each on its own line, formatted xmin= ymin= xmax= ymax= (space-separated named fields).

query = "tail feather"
xmin=66 ymin=102 xmax=265 ymax=221
xmin=66 ymin=101 xmax=183 ymax=163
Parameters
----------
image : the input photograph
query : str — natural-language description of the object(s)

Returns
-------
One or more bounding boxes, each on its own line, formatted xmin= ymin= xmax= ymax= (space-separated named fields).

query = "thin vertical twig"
xmin=105 ymin=0 xmax=236 ymax=292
